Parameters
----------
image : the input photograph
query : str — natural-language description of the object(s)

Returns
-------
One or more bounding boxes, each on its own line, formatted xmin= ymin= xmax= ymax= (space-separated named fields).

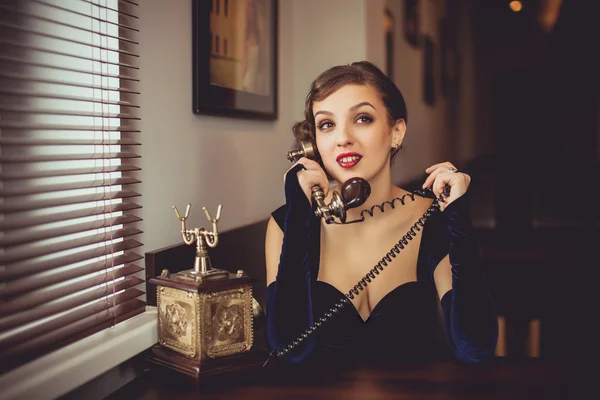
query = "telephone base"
xmin=144 ymin=344 xmax=269 ymax=383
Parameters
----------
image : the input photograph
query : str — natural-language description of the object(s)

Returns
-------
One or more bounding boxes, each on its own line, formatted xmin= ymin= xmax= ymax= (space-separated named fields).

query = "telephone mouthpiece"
xmin=341 ymin=178 xmax=371 ymax=210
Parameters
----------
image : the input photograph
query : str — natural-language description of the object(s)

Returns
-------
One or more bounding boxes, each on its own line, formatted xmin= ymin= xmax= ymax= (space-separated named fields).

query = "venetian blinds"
xmin=0 ymin=0 xmax=144 ymax=373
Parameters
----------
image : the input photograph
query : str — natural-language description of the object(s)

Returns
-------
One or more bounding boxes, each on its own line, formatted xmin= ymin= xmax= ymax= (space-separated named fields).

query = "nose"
xmin=335 ymin=123 xmax=354 ymax=147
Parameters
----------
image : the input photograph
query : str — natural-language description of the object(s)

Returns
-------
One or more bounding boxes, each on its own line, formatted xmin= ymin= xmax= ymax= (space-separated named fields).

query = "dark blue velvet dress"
xmin=269 ymin=201 xmax=448 ymax=363
xmin=266 ymin=165 xmax=498 ymax=366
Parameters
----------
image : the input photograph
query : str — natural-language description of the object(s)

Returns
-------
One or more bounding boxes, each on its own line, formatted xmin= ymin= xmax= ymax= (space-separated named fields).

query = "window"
xmin=0 ymin=0 xmax=143 ymax=374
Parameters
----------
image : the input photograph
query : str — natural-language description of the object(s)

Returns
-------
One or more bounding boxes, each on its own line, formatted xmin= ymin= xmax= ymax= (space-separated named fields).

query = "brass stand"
xmin=144 ymin=344 xmax=269 ymax=383
xmin=172 ymin=204 xmax=229 ymax=280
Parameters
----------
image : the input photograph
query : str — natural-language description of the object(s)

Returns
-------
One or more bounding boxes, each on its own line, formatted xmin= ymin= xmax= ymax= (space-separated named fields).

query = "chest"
xmin=317 ymin=214 xmax=428 ymax=321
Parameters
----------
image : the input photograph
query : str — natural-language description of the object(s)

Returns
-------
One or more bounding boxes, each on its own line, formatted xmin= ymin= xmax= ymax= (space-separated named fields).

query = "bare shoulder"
xmin=265 ymin=216 xmax=283 ymax=287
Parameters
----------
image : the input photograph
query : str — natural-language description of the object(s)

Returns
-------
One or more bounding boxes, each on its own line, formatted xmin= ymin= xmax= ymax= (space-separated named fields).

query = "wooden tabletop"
xmin=107 ymin=356 xmax=576 ymax=399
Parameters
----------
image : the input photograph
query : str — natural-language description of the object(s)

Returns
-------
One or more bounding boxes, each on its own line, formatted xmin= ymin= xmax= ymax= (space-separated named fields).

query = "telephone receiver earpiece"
xmin=286 ymin=140 xmax=315 ymax=162
xmin=287 ymin=140 xmax=371 ymax=224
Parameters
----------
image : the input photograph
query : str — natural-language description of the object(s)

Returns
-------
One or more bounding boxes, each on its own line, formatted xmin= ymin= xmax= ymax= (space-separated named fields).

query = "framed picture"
xmin=384 ymin=8 xmax=394 ymax=80
xmin=423 ymin=35 xmax=435 ymax=105
xmin=404 ymin=0 xmax=419 ymax=47
xmin=440 ymin=18 xmax=450 ymax=98
xmin=192 ymin=0 xmax=278 ymax=120
xmin=440 ymin=18 xmax=459 ymax=99
xmin=451 ymin=51 xmax=461 ymax=99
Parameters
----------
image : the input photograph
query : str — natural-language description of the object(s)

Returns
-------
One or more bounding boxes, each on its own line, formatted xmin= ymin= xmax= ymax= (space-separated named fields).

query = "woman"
xmin=265 ymin=61 xmax=498 ymax=366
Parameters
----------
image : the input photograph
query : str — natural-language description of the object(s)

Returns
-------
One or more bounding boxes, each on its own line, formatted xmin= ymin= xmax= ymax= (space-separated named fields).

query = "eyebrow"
xmin=314 ymin=101 xmax=376 ymax=118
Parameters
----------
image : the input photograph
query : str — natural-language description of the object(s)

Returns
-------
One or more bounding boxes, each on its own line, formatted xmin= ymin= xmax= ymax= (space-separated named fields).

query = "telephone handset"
xmin=286 ymin=140 xmax=372 ymax=224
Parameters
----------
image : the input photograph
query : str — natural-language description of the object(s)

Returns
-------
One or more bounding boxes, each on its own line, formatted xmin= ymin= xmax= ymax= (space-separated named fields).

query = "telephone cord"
xmin=266 ymin=191 xmax=443 ymax=363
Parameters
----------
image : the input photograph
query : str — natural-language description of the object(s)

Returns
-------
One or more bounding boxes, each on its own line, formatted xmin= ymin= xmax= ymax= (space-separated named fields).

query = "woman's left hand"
xmin=422 ymin=162 xmax=471 ymax=211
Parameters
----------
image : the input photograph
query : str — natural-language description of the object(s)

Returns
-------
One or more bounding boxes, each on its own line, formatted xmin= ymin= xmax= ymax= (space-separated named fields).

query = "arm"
xmin=265 ymin=217 xmax=283 ymax=287
xmin=265 ymin=164 xmax=318 ymax=364
xmin=433 ymin=194 xmax=498 ymax=364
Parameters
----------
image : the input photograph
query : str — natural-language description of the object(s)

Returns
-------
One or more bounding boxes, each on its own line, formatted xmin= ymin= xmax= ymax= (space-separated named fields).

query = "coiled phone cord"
xmin=264 ymin=189 xmax=444 ymax=364
xmin=339 ymin=189 xmax=436 ymax=224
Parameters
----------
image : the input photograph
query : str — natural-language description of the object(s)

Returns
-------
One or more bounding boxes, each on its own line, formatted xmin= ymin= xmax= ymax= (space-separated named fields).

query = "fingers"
xmin=432 ymin=173 xmax=450 ymax=197
xmin=424 ymin=162 xmax=459 ymax=211
xmin=284 ymin=157 xmax=329 ymax=204
xmin=284 ymin=157 xmax=322 ymax=179
xmin=435 ymin=174 xmax=471 ymax=211
xmin=425 ymin=161 xmax=456 ymax=174
xmin=429 ymin=174 xmax=454 ymax=211
xmin=298 ymin=170 xmax=330 ymax=203
xmin=422 ymin=162 xmax=457 ymax=189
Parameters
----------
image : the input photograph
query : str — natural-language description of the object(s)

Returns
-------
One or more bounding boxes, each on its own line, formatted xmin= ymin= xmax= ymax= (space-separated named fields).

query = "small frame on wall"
xmin=423 ymin=35 xmax=435 ymax=106
xmin=439 ymin=18 xmax=450 ymax=98
xmin=384 ymin=7 xmax=394 ymax=80
xmin=404 ymin=0 xmax=419 ymax=47
xmin=192 ymin=0 xmax=278 ymax=120
xmin=440 ymin=18 xmax=458 ymax=99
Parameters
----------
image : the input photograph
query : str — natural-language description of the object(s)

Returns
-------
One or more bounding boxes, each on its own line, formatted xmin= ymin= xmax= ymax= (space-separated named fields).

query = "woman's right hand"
xmin=284 ymin=157 xmax=330 ymax=205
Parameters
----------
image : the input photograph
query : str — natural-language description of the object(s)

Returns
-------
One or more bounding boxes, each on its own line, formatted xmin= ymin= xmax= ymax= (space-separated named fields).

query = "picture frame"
xmin=440 ymin=18 xmax=459 ymax=99
xmin=384 ymin=7 xmax=395 ymax=80
xmin=440 ymin=18 xmax=450 ymax=98
xmin=423 ymin=35 xmax=435 ymax=105
xmin=192 ymin=0 xmax=278 ymax=120
xmin=451 ymin=51 xmax=461 ymax=99
xmin=404 ymin=0 xmax=419 ymax=47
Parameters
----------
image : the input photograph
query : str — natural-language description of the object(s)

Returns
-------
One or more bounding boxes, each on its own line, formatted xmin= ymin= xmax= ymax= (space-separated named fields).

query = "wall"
xmin=138 ymin=0 xmax=293 ymax=255
xmin=290 ymin=0 xmax=369 ymax=120
xmin=384 ymin=0 xmax=477 ymax=183
xmin=138 ymin=0 xmax=467 ymax=255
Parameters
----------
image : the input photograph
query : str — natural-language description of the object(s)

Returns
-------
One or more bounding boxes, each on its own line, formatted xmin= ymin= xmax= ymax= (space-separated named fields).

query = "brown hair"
xmin=291 ymin=61 xmax=408 ymax=171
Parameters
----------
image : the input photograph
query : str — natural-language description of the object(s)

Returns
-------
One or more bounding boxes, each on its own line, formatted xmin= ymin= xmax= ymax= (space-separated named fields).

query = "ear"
xmin=391 ymin=118 xmax=407 ymax=148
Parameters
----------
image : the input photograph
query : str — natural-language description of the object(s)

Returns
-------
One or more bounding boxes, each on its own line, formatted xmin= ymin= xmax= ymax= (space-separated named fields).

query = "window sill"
xmin=0 ymin=307 xmax=158 ymax=400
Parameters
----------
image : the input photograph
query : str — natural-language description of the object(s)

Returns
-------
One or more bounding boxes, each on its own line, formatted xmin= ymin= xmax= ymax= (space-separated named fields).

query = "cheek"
xmin=315 ymin=135 xmax=334 ymax=158
xmin=374 ymin=125 xmax=393 ymax=148
xmin=315 ymin=136 xmax=337 ymax=170
xmin=315 ymin=133 xmax=329 ymax=149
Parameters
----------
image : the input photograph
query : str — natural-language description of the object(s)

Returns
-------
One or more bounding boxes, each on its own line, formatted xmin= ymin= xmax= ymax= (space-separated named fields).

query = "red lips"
xmin=336 ymin=152 xmax=362 ymax=169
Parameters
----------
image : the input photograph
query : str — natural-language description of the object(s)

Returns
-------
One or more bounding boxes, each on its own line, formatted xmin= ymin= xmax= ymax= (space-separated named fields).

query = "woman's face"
xmin=313 ymin=84 xmax=404 ymax=185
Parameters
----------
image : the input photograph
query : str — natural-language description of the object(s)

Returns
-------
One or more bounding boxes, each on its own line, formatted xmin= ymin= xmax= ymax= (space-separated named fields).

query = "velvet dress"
xmin=266 ymin=165 xmax=498 ymax=366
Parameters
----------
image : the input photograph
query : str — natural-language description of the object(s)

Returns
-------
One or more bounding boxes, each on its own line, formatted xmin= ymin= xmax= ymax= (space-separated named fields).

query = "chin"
xmin=330 ymin=167 xmax=367 ymax=184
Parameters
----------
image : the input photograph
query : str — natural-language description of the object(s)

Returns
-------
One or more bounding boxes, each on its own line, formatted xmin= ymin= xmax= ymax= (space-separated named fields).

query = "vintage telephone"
xmin=263 ymin=141 xmax=450 ymax=366
xmin=286 ymin=140 xmax=372 ymax=224
xmin=147 ymin=203 xmax=268 ymax=380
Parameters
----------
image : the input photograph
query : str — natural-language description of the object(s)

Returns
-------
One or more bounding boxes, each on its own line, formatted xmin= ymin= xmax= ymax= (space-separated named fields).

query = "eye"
xmin=317 ymin=120 xmax=334 ymax=131
xmin=356 ymin=114 xmax=374 ymax=124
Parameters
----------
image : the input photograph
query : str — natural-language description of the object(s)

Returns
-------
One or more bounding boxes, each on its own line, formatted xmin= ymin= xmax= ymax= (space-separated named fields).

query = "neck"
xmin=341 ymin=168 xmax=395 ymax=222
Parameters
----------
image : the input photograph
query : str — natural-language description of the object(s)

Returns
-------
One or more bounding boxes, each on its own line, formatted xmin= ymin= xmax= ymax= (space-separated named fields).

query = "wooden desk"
xmin=107 ymin=357 xmax=574 ymax=399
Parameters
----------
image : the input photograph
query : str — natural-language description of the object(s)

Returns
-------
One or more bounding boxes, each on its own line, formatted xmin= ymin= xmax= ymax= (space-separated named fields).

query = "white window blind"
xmin=0 ymin=0 xmax=143 ymax=374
